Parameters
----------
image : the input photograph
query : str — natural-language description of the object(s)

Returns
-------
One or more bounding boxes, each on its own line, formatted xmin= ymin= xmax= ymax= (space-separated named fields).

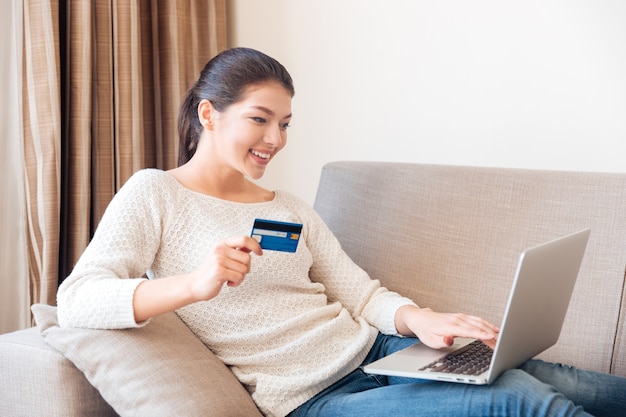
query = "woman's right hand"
xmin=133 ymin=236 xmax=262 ymax=323
xmin=187 ymin=236 xmax=263 ymax=301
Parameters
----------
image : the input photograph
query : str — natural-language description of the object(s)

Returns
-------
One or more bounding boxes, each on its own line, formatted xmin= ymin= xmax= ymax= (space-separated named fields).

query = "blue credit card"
xmin=250 ymin=219 xmax=302 ymax=253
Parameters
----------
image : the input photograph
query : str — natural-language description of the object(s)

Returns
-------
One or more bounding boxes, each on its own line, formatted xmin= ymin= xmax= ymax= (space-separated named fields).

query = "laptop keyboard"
xmin=419 ymin=340 xmax=493 ymax=376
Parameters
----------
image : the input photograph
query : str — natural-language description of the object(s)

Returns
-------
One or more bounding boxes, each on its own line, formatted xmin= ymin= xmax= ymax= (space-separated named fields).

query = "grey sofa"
xmin=1 ymin=161 xmax=625 ymax=416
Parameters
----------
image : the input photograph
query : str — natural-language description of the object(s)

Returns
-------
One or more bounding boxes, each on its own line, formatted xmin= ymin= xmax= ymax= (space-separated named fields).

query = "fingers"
xmin=403 ymin=308 xmax=500 ymax=349
xmin=439 ymin=313 xmax=499 ymax=351
xmin=451 ymin=314 xmax=499 ymax=339
xmin=188 ymin=236 xmax=263 ymax=300
xmin=213 ymin=237 xmax=262 ymax=285
xmin=483 ymin=338 xmax=497 ymax=350
xmin=224 ymin=235 xmax=263 ymax=256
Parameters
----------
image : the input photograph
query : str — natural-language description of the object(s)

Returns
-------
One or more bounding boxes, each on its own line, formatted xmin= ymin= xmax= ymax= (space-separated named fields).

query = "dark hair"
xmin=177 ymin=47 xmax=295 ymax=166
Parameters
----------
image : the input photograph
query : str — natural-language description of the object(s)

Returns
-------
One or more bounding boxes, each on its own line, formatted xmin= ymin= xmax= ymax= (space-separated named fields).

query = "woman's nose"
xmin=264 ymin=124 xmax=285 ymax=148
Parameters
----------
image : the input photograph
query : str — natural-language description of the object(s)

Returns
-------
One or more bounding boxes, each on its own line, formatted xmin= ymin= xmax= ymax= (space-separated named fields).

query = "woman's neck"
xmin=168 ymin=160 xmax=274 ymax=203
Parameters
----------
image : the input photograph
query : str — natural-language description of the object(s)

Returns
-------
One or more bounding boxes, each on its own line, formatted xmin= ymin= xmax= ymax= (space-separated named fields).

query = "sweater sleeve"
xmin=57 ymin=170 xmax=168 ymax=329
xmin=286 ymin=194 xmax=418 ymax=335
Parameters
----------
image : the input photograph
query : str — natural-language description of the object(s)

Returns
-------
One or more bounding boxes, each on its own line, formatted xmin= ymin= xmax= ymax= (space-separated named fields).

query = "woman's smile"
xmin=249 ymin=148 xmax=272 ymax=165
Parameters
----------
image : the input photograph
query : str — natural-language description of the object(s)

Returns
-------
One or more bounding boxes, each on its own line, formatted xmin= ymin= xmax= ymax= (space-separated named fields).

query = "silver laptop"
xmin=363 ymin=229 xmax=591 ymax=385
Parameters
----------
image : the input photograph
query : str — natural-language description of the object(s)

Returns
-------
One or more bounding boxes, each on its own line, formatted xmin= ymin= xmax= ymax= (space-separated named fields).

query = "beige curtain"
xmin=0 ymin=0 xmax=30 ymax=334
xmin=21 ymin=0 xmax=62 ymax=328
xmin=10 ymin=0 xmax=226 ymax=331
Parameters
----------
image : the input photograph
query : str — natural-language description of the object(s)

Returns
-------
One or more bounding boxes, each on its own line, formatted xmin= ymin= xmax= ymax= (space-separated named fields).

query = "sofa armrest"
xmin=0 ymin=327 xmax=117 ymax=417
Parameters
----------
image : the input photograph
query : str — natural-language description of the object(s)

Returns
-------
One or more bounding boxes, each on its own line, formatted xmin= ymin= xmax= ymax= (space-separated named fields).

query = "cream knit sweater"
xmin=57 ymin=169 xmax=417 ymax=417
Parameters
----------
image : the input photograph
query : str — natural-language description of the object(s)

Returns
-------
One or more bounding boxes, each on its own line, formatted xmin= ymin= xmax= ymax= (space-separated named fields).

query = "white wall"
xmin=228 ymin=0 xmax=626 ymax=204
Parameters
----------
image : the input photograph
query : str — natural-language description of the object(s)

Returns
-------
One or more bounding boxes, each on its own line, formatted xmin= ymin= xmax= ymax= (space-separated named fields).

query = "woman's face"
xmin=209 ymin=81 xmax=293 ymax=180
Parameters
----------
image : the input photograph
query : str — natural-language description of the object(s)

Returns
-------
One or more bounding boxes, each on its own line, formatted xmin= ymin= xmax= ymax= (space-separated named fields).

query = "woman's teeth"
xmin=251 ymin=150 xmax=270 ymax=159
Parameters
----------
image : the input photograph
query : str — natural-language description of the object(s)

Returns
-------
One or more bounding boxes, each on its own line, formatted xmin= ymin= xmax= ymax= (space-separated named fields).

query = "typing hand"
xmin=395 ymin=305 xmax=499 ymax=350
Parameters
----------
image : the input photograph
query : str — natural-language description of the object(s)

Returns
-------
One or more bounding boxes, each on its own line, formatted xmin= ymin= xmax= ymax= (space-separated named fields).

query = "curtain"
xmin=7 ymin=0 xmax=227 ymax=331
xmin=60 ymin=0 xmax=227 ymax=281
xmin=0 ymin=0 xmax=30 ymax=334
xmin=21 ymin=0 xmax=62 ymax=327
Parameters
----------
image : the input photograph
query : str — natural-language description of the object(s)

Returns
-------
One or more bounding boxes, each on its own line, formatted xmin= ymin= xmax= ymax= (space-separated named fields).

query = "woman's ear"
xmin=198 ymin=99 xmax=216 ymax=130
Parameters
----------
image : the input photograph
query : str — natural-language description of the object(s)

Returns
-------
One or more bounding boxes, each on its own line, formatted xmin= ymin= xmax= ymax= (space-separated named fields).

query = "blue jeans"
xmin=288 ymin=334 xmax=625 ymax=417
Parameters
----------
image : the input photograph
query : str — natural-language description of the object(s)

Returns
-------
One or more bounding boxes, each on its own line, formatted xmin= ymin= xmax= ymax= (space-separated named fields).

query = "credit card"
xmin=250 ymin=219 xmax=302 ymax=253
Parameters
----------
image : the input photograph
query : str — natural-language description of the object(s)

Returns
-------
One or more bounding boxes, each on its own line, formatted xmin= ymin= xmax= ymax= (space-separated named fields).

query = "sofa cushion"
xmin=32 ymin=304 xmax=263 ymax=417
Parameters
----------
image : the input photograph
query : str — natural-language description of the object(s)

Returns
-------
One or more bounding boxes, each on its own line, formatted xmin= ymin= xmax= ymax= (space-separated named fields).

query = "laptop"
xmin=363 ymin=228 xmax=591 ymax=385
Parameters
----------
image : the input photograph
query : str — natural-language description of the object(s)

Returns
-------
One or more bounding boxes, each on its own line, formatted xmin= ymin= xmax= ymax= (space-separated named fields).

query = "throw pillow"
xmin=32 ymin=304 xmax=262 ymax=417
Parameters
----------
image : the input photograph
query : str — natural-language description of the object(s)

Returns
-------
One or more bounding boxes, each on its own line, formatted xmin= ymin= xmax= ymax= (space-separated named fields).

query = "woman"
xmin=57 ymin=47 xmax=625 ymax=417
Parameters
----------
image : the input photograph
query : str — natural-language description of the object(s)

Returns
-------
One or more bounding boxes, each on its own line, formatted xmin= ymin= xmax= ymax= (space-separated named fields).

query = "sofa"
xmin=1 ymin=161 xmax=625 ymax=416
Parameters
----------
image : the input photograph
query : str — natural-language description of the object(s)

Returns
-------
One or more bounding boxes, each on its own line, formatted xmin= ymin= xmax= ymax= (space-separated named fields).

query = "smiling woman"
xmin=198 ymin=82 xmax=293 ymax=178
xmin=170 ymin=48 xmax=295 ymax=202
xmin=56 ymin=47 xmax=626 ymax=417
xmin=171 ymin=81 xmax=293 ymax=201
xmin=177 ymin=48 xmax=295 ymax=167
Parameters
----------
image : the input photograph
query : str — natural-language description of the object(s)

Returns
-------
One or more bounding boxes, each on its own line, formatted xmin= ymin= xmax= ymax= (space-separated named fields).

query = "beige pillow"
xmin=32 ymin=304 xmax=262 ymax=417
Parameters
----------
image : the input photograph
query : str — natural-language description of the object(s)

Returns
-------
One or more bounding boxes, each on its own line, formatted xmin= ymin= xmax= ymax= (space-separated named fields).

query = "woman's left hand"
xmin=394 ymin=305 xmax=499 ymax=349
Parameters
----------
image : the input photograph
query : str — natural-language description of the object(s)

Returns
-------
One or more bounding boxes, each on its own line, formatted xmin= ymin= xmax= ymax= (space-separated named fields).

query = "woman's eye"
xmin=252 ymin=117 xmax=267 ymax=123
xmin=280 ymin=122 xmax=291 ymax=130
